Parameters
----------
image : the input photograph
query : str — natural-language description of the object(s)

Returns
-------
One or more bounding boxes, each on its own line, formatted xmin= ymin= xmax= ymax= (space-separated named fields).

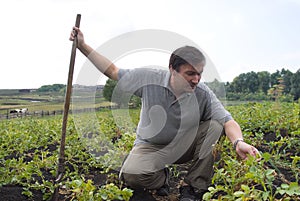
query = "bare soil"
xmin=0 ymin=132 xmax=298 ymax=201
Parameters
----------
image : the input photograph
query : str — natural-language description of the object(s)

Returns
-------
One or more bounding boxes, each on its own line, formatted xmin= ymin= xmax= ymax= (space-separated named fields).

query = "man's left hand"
xmin=236 ymin=141 xmax=260 ymax=160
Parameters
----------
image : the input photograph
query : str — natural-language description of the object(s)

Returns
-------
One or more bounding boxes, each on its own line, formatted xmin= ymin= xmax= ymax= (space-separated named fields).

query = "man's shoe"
xmin=179 ymin=186 xmax=199 ymax=201
xmin=156 ymin=184 xmax=170 ymax=196
xmin=129 ymin=188 xmax=156 ymax=201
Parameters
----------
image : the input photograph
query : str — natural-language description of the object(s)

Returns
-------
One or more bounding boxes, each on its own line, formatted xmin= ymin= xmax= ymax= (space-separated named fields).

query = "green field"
xmin=0 ymin=101 xmax=299 ymax=200
xmin=0 ymin=89 xmax=113 ymax=116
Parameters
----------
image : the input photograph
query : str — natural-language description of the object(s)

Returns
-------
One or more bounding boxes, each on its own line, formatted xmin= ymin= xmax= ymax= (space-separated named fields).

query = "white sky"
xmin=1 ymin=0 xmax=300 ymax=89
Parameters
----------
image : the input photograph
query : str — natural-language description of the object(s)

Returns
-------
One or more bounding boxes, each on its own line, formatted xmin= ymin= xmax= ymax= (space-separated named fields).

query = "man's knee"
xmin=122 ymin=173 xmax=143 ymax=189
xmin=195 ymin=120 xmax=224 ymax=159
xmin=122 ymin=171 xmax=165 ymax=190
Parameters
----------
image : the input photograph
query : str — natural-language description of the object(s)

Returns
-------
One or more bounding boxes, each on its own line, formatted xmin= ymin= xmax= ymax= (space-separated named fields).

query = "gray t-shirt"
xmin=117 ymin=68 xmax=232 ymax=145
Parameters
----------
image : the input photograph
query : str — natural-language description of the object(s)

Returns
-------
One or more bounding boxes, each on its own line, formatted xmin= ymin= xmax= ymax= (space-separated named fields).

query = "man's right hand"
xmin=69 ymin=27 xmax=85 ymax=50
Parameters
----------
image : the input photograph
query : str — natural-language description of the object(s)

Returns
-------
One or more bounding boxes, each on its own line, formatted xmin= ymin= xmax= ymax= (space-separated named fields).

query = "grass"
xmin=0 ymin=89 xmax=112 ymax=115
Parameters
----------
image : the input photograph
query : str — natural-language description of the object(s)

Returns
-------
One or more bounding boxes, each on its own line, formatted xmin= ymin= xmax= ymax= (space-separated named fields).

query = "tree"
xmin=103 ymin=78 xmax=141 ymax=107
xmin=103 ymin=79 xmax=117 ymax=102
xmin=290 ymin=69 xmax=300 ymax=100
xmin=270 ymin=70 xmax=281 ymax=87
xmin=231 ymin=73 xmax=247 ymax=93
xmin=281 ymin=68 xmax=293 ymax=94
xmin=257 ymin=71 xmax=271 ymax=94
xmin=37 ymin=84 xmax=66 ymax=93
xmin=268 ymin=77 xmax=285 ymax=101
xmin=229 ymin=71 xmax=259 ymax=93
xmin=245 ymin=71 xmax=259 ymax=93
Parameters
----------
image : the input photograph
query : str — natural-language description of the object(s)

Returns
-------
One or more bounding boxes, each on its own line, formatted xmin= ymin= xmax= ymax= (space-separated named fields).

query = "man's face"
xmin=170 ymin=62 xmax=204 ymax=95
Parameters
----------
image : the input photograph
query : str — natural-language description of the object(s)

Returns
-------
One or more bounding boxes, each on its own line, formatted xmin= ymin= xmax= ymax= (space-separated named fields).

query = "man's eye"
xmin=187 ymin=72 xmax=196 ymax=76
xmin=187 ymin=72 xmax=200 ymax=76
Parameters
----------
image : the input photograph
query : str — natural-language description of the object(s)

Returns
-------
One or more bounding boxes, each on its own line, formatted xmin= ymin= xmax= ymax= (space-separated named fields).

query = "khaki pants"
xmin=120 ymin=120 xmax=224 ymax=192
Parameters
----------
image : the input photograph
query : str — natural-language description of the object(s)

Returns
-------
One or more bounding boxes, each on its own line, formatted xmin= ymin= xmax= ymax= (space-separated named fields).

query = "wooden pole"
xmin=52 ymin=14 xmax=81 ymax=201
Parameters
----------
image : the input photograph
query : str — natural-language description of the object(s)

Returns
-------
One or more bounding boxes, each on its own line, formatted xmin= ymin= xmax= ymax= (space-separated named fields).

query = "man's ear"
xmin=169 ymin=65 xmax=176 ymax=74
xmin=169 ymin=67 xmax=175 ymax=75
xmin=171 ymin=69 xmax=178 ymax=78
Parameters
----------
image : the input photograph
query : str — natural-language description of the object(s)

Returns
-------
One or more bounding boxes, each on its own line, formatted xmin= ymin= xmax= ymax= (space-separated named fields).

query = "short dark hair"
xmin=169 ymin=46 xmax=206 ymax=72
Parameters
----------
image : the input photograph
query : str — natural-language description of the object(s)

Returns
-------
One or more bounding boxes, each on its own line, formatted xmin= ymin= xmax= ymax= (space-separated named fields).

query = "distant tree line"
xmin=208 ymin=68 xmax=300 ymax=101
xmin=37 ymin=84 xmax=66 ymax=94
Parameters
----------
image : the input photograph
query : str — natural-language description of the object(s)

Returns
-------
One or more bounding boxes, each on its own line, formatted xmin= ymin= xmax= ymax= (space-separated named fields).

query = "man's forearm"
xmin=79 ymin=43 xmax=119 ymax=80
xmin=224 ymin=119 xmax=243 ymax=144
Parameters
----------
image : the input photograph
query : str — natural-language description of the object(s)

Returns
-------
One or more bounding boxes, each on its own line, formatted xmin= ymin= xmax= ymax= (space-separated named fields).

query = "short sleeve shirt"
xmin=117 ymin=67 xmax=232 ymax=145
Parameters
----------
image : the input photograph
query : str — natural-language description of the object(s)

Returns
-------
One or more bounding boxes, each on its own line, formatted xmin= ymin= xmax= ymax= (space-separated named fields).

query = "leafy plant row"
xmin=203 ymin=101 xmax=300 ymax=200
xmin=0 ymin=102 xmax=299 ymax=200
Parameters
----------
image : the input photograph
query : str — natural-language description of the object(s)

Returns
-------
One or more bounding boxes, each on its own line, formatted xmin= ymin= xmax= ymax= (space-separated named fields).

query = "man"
xmin=70 ymin=27 xmax=259 ymax=200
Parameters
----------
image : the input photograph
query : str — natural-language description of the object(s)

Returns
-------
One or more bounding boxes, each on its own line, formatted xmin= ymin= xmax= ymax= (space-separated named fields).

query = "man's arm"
xmin=224 ymin=119 xmax=259 ymax=159
xmin=70 ymin=27 xmax=119 ymax=80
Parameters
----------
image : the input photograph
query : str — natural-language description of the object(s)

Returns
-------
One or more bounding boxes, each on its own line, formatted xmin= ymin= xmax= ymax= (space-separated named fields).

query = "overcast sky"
xmin=1 ymin=0 xmax=300 ymax=89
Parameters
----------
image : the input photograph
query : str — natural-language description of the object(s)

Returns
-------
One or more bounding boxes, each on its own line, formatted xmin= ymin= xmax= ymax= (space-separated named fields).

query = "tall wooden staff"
xmin=52 ymin=14 xmax=81 ymax=201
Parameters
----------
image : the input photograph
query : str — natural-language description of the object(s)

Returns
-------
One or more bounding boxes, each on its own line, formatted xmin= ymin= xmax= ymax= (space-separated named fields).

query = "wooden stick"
xmin=52 ymin=14 xmax=81 ymax=201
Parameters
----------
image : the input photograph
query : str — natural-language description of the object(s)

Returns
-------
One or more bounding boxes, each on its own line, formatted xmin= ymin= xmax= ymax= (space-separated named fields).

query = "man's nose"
xmin=191 ymin=75 xmax=200 ymax=84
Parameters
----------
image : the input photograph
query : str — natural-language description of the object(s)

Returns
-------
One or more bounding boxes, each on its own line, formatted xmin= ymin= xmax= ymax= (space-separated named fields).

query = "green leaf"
xmin=281 ymin=183 xmax=289 ymax=189
xmin=234 ymin=191 xmax=245 ymax=197
xmin=265 ymin=169 xmax=274 ymax=175
xmin=241 ymin=184 xmax=250 ymax=192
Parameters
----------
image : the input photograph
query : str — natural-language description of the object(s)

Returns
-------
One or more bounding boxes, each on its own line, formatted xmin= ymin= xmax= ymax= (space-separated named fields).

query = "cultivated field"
xmin=0 ymin=89 xmax=112 ymax=118
xmin=0 ymin=89 xmax=299 ymax=200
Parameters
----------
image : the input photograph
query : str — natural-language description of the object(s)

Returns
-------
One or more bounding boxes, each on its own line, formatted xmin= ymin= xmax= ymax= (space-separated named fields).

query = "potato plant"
xmin=0 ymin=103 xmax=299 ymax=200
